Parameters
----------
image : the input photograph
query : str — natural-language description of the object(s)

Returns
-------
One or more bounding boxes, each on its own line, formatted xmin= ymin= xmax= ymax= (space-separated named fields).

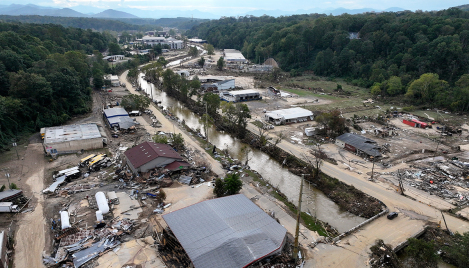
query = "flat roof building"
xmin=335 ymin=133 xmax=381 ymax=157
xmin=162 ymin=194 xmax=287 ymax=268
xmin=141 ymin=36 xmax=183 ymax=49
xmin=43 ymin=124 xmax=104 ymax=155
xmin=219 ymin=89 xmax=261 ymax=103
xmin=264 ymin=107 xmax=314 ymax=125
xmin=103 ymin=108 xmax=135 ymax=129
xmin=223 ymin=49 xmax=247 ymax=63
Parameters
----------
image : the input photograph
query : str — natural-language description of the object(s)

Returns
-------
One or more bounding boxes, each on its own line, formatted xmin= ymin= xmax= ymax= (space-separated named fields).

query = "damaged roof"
xmin=163 ymin=194 xmax=287 ymax=268
xmin=124 ymin=142 xmax=183 ymax=168
xmin=337 ymin=133 xmax=382 ymax=157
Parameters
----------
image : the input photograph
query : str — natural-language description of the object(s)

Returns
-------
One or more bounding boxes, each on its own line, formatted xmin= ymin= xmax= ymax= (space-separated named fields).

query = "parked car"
xmin=387 ymin=212 xmax=398 ymax=220
xmin=111 ymin=134 xmax=119 ymax=138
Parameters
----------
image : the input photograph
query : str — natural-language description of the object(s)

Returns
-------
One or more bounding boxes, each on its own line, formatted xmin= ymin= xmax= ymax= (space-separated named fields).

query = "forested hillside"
xmin=0 ymin=22 xmax=114 ymax=150
xmin=0 ymin=15 xmax=150 ymax=32
xmin=187 ymin=8 xmax=469 ymax=111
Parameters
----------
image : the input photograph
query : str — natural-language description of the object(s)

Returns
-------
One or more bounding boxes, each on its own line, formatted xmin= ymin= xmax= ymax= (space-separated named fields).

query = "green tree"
xmin=370 ymin=83 xmax=382 ymax=96
xmin=405 ymin=238 xmax=438 ymax=268
xmin=152 ymin=134 xmax=168 ymax=144
xmin=157 ymin=56 xmax=168 ymax=67
xmin=405 ymin=73 xmax=447 ymax=104
xmin=213 ymin=178 xmax=225 ymax=197
xmin=203 ymin=93 xmax=221 ymax=117
xmin=217 ymin=56 xmax=225 ymax=71
xmin=204 ymin=44 xmax=215 ymax=55
xmin=121 ymin=94 xmax=151 ymax=111
xmin=386 ymin=76 xmax=402 ymax=96
xmin=108 ymin=42 xmax=121 ymax=55
xmin=224 ymin=173 xmax=243 ymax=196
xmin=170 ymin=133 xmax=185 ymax=150
xmin=188 ymin=46 xmax=199 ymax=57
xmin=446 ymin=232 xmax=469 ymax=268
xmin=198 ymin=56 xmax=205 ymax=67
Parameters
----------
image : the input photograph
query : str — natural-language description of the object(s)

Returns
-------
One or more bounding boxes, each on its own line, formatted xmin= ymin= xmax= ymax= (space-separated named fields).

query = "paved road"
xmin=247 ymin=122 xmax=469 ymax=266
xmin=119 ymin=70 xmax=225 ymax=177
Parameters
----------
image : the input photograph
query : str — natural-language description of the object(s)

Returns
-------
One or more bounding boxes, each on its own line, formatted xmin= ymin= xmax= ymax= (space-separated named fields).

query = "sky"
xmin=3 ymin=0 xmax=469 ymax=14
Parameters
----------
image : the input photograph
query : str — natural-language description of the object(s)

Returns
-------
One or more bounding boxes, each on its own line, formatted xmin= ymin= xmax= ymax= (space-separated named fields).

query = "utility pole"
xmin=441 ymin=211 xmax=452 ymax=235
xmin=293 ymin=174 xmax=309 ymax=262
xmin=397 ymin=169 xmax=405 ymax=195
xmin=434 ymin=125 xmax=445 ymax=158
xmin=370 ymin=156 xmax=376 ymax=181
xmin=12 ymin=141 xmax=19 ymax=160
xmin=5 ymin=173 xmax=10 ymax=189
xmin=205 ymin=102 xmax=209 ymax=142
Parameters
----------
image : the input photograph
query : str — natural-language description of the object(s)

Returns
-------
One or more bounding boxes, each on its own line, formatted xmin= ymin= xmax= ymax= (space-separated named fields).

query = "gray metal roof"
xmin=0 ymin=190 xmax=22 ymax=201
xmin=336 ymin=133 xmax=382 ymax=157
xmin=44 ymin=124 xmax=101 ymax=144
xmin=103 ymin=107 xmax=128 ymax=118
xmin=163 ymin=194 xmax=286 ymax=268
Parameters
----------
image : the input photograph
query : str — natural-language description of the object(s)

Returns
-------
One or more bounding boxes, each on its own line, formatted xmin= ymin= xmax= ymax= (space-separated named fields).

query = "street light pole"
xmin=370 ymin=156 xmax=375 ymax=181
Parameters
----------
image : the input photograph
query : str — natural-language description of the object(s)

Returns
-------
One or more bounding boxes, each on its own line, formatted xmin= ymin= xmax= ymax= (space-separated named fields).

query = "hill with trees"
xmin=186 ymin=9 xmax=469 ymax=112
xmin=0 ymin=22 xmax=115 ymax=150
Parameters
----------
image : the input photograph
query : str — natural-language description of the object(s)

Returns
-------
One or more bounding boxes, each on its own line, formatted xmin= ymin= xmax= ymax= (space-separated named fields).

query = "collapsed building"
xmin=335 ymin=133 xmax=382 ymax=158
xmin=162 ymin=194 xmax=287 ymax=268
xmin=43 ymin=124 xmax=106 ymax=156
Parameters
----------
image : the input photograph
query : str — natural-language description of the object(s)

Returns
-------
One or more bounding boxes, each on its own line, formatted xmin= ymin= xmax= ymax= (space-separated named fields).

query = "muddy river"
xmin=139 ymin=74 xmax=366 ymax=233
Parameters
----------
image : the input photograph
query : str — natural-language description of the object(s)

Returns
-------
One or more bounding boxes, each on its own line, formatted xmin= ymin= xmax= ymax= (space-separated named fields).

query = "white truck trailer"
xmin=0 ymin=202 xmax=19 ymax=213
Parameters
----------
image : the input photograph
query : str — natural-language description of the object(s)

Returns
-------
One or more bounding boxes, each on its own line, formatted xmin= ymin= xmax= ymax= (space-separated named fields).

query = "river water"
xmin=139 ymin=73 xmax=365 ymax=233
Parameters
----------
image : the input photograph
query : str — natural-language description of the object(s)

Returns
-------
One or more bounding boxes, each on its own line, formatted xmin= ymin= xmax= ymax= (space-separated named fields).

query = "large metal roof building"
xmin=162 ymin=194 xmax=287 ymax=268
xmin=264 ymin=107 xmax=314 ymax=125
xmin=224 ymin=49 xmax=247 ymax=63
xmin=43 ymin=124 xmax=104 ymax=155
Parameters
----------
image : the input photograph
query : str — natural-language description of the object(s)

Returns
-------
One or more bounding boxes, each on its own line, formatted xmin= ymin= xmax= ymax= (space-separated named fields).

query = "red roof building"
xmin=124 ymin=142 xmax=184 ymax=174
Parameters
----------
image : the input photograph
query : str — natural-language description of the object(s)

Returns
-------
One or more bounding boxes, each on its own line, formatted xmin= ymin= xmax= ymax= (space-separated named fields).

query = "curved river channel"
xmin=139 ymin=73 xmax=365 ymax=233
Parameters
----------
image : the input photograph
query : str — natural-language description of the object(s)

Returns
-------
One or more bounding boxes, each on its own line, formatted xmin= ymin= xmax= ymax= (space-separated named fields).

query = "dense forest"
xmin=187 ymin=8 xmax=469 ymax=111
xmin=0 ymin=15 xmax=207 ymax=32
xmin=0 ymin=22 xmax=115 ymax=150
xmin=0 ymin=15 xmax=152 ymax=32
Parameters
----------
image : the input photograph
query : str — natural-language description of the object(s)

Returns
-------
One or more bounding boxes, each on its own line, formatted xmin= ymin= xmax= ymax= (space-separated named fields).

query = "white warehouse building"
xmin=43 ymin=124 xmax=106 ymax=155
xmin=264 ymin=107 xmax=314 ymax=125
xmin=140 ymin=36 xmax=184 ymax=49
xmin=223 ymin=49 xmax=247 ymax=63
xmin=219 ymin=89 xmax=262 ymax=103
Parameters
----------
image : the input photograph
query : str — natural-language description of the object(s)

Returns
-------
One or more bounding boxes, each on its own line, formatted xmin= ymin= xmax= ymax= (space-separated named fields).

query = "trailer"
xmin=0 ymin=202 xmax=19 ymax=213
xmin=79 ymin=154 xmax=97 ymax=167
xmin=88 ymin=154 xmax=111 ymax=172
xmin=53 ymin=166 xmax=81 ymax=180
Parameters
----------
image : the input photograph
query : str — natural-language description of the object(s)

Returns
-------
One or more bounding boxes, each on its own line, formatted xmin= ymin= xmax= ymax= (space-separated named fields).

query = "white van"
xmin=129 ymin=111 xmax=141 ymax=116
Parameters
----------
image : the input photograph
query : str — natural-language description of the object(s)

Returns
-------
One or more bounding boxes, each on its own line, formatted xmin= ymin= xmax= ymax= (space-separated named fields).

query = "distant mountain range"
xmin=0 ymin=4 xmax=409 ymax=19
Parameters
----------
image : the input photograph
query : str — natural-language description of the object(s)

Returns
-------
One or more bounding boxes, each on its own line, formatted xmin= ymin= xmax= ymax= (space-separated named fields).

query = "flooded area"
xmin=139 ymin=74 xmax=366 ymax=232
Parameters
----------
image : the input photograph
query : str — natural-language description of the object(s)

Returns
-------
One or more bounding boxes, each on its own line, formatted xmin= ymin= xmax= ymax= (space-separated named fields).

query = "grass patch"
xmin=251 ymin=120 xmax=264 ymax=128
xmin=270 ymin=190 xmax=328 ymax=237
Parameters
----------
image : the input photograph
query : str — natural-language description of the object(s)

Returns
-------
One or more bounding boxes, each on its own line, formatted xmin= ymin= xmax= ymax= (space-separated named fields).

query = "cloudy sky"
xmin=4 ymin=0 xmax=469 ymax=13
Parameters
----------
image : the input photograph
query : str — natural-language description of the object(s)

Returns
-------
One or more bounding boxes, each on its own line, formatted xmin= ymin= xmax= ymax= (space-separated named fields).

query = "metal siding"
xmin=139 ymin=157 xmax=176 ymax=173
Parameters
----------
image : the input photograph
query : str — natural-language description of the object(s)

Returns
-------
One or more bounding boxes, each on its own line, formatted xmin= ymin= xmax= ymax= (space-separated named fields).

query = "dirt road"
xmin=14 ymin=143 xmax=46 ymax=268
xmin=119 ymin=70 xmax=225 ymax=177
xmin=246 ymin=122 xmax=469 ymax=266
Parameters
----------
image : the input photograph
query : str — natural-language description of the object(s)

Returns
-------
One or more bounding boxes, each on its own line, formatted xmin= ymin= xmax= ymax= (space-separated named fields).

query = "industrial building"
xmin=335 ymin=133 xmax=382 ymax=158
xmin=124 ymin=141 xmax=190 ymax=174
xmin=264 ymin=107 xmax=314 ymax=125
xmin=201 ymin=79 xmax=236 ymax=92
xmin=223 ymin=49 xmax=247 ymax=63
xmin=188 ymin=38 xmax=207 ymax=43
xmin=43 ymin=124 xmax=105 ymax=155
xmin=103 ymin=107 xmax=135 ymax=129
xmin=103 ymin=74 xmax=120 ymax=87
xmin=139 ymin=36 xmax=183 ymax=49
xmin=162 ymin=194 xmax=287 ymax=268
xmin=219 ymin=89 xmax=261 ymax=103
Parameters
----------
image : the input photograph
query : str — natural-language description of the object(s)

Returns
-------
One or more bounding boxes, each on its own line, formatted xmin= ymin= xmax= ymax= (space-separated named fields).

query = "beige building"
xmin=43 ymin=124 xmax=106 ymax=155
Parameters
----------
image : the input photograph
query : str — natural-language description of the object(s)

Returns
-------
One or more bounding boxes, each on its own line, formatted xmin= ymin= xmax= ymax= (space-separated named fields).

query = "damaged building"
xmin=219 ymin=89 xmax=261 ymax=103
xmin=162 ymin=194 xmax=287 ymax=268
xmin=335 ymin=133 xmax=382 ymax=158
xmin=264 ymin=107 xmax=314 ymax=125
xmin=103 ymin=107 xmax=135 ymax=130
xmin=124 ymin=141 xmax=190 ymax=174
